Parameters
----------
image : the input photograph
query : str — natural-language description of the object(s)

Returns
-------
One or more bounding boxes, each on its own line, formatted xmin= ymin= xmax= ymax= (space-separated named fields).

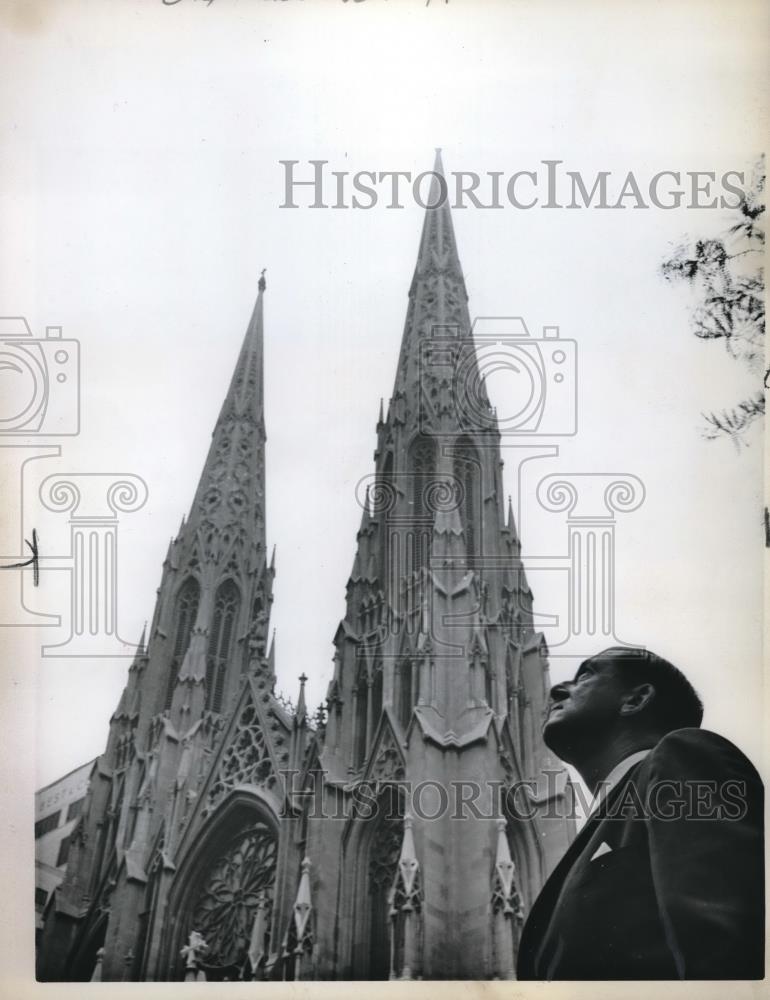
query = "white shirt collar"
xmin=587 ymin=748 xmax=652 ymax=818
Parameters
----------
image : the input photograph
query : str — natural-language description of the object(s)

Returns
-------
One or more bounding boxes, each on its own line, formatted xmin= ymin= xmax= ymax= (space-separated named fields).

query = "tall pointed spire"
xmin=156 ymin=268 xmax=274 ymax=723
xmin=182 ymin=270 xmax=268 ymax=558
xmin=223 ymin=268 xmax=266 ymax=427
xmin=387 ymin=151 xmax=484 ymax=440
xmin=411 ymin=148 xmax=466 ymax=297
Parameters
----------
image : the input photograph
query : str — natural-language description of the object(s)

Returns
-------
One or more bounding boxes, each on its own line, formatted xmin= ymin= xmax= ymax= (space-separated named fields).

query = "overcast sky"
xmin=0 ymin=0 xmax=765 ymax=789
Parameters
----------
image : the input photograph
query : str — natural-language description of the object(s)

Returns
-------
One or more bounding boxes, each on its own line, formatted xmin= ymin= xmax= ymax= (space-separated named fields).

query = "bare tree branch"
xmin=661 ymin=155 xmax=766 ymax=446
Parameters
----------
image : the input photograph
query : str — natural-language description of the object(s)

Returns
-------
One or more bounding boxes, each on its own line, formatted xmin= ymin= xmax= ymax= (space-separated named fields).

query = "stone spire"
xmin=296 ymin=673 xmax=308 ymax=725
xmin=106 ymin=626 xmax=147 ymax=762
xmin=326 ymin=151 xmax=544 ymax=760
xmin=410 ymin=149 xmax=466 ymax=302
xmin=148 ymin=270 xmax=274 ymax=721
xmin=289 ymin=857 xmax=314 ymax=980
xmin=390 ymin=814 xmax=423 ymax=980
xmin=385 ymin=149 xmax=492 ymax=441
xmin=491 ymin=818 xmax=524 ymax=979
xmin=180 ymin=271 xmax=268 ymax=562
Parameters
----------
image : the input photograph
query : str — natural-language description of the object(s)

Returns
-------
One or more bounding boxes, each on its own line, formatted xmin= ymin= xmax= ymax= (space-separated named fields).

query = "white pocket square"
xmin=590 ymin=841 xmax=613 ymax=861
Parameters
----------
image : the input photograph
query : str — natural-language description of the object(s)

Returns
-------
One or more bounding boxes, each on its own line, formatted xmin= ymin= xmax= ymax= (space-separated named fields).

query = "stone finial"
xmin=296 ymin=673 xmax=308 ymax=723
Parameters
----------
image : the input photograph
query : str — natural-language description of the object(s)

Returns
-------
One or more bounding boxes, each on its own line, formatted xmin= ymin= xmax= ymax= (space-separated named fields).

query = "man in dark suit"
xmin=517 ymin=646 xmax=764 ymax=980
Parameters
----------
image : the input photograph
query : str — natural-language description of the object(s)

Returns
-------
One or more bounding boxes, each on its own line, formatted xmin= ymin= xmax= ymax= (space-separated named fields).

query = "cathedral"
xmin=37 ymin=153 xmax=574 ymax=982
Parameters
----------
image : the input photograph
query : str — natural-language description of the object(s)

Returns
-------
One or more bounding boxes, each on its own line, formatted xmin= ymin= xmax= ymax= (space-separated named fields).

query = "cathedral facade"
xmin=37 ymin=154 xmax=574 ymax=982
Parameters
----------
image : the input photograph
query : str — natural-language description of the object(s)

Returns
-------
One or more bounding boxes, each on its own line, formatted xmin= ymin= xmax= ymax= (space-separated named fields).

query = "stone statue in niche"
xmin=247 ymin=607 xmax=269 ymax=658
xmin=181 ymin=930 xmax=208 ymax=982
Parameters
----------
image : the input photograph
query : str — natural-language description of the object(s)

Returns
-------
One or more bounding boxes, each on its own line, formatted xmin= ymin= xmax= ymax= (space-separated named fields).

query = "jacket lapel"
xmin=520 ymin=805 xmax=603 ymax=950
xmin=518 ymin=764 xmax=646 ymax=977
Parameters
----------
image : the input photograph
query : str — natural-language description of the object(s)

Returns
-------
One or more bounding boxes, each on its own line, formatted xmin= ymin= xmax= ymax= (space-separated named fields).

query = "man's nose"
xmin=549 ymin=681 xmax=571 ymax=703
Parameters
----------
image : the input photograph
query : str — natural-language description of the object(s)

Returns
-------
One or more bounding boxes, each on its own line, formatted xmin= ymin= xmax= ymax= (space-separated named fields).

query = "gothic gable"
xmin=174 ymin=677 xmax=289 ymax=856
xmin=361 ymin=710 xmax=406 ymax=787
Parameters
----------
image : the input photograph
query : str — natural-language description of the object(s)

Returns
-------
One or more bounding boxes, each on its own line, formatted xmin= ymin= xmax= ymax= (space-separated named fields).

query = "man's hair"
xmin=591 ymin=646 xmax=704 ymax=732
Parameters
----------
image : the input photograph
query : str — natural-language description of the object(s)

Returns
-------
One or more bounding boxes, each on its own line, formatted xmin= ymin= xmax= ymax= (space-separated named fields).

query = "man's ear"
xmin=619 ymin=682 xmax=655 ymax=716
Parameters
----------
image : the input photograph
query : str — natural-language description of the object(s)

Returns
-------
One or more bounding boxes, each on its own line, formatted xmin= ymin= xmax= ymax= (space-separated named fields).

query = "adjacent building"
xmin=35 ymin=760 xmax=95 ymax=943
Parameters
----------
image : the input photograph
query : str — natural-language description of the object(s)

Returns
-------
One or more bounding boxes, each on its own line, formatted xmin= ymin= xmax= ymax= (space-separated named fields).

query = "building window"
xmin=165 ymin=577 xmax=201 ymax=708
xmin=371 ymin=661 xmax=383 ymax=728
xmin=354 ymin=666 xmax=369 ymax=769
xmin=66 ymin=797 xmax=85 ymax=822
xmin=408 ymin=436 xmax=436 ymax=574
xmin=380 ymin=453 xmax=395 ymax=596
xmin=35 ymin=811 xmax=60 ymax=839
xmin=367 ymin=789 xmax=404 ymax=979
xmin=454 ymin=438 xmax=480 ymax=557
xmin=398 ymin=659 xmax=413 ymax=730
xmin=206 ymin=580 xmax=240 ymax=713
xmin=484 ymin=663 xmax=494 ymax=708
xmin=35 ymin=888 xmax=48 ymax=909
xmin=56 ymin=836 xmax=71 ymax=867
xmin=185 ymin=818 xmax=277 ymax=977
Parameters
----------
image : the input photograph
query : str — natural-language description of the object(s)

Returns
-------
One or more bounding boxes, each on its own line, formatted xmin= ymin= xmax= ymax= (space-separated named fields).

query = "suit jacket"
xmin=517 ymin=728 xmax=764 ymax=980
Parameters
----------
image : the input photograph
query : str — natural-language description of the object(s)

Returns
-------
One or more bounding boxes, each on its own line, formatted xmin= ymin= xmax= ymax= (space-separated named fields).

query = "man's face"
xmin=543 ymin=656 xmax=631 ymax=760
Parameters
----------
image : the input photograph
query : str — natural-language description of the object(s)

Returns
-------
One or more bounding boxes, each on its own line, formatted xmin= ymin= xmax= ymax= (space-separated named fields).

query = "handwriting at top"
xmin=162 ymin=0 xmax=450 ymax=6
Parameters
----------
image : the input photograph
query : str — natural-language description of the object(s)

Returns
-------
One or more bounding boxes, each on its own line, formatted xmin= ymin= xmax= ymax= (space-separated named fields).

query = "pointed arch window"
xmin=366 ymin=787 xmax=405 ymax=980
xmin=354 ymin=663 xmax=370 ymax=769
xmin=165 ymin=577 xmax=200 ymax=709
xmin=206 ymin=579 xmax=241 ymax=714
xmin=135 ymin=846 xmax=164 ymax=979
xmin=408 ymin=436 xmax=436 ymax=575
xmin=371 ymin=659 xmax=383 ymax=729
xmin=454 ymin=438 xmax=480 ymax=558
xmin=398 ymin=658 xmax=414 ymax=730
xmin=380 ymin=452 xmax=395 ymax=598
